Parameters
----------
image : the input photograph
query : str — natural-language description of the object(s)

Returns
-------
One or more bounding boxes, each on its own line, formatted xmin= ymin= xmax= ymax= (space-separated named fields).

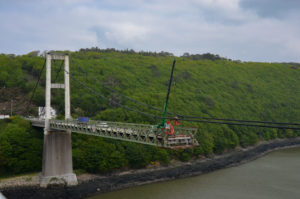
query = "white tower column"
xmin=64 ymin=55 xmax=71 ymax=119
xmin=44 ymin=54 xmax=52 ymax=134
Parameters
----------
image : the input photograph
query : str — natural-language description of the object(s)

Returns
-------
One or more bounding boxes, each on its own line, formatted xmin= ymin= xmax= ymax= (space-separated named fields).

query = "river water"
xmin=87 ymin=147 xmax=300 ymax=199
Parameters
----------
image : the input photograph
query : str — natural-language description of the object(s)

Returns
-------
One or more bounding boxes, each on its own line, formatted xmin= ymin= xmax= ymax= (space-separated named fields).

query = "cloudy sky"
xmin=0 ymin=0 xmax=300 ymax=62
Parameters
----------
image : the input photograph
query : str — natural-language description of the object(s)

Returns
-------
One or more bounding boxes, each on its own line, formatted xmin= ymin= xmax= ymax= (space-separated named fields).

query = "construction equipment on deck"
xmin=153 ymin=59 xmax=199 ymax=148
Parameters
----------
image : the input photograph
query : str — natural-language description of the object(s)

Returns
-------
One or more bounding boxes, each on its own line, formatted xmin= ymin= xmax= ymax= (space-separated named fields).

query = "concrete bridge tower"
xmin=40 ymin=52 xmax=77 ymax=187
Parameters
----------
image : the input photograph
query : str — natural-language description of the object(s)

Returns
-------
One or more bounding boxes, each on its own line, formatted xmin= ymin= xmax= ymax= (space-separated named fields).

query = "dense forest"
xmin=0 ymin=48 xmax=300 ymax=177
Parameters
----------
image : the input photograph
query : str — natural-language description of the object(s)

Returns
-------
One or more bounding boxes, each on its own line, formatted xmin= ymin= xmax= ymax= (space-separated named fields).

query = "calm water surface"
xmin=87 ymin=147 xmax=300 ymax=199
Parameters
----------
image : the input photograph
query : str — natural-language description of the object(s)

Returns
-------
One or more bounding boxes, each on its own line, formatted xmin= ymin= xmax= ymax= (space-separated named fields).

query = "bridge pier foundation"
xmin=40 ymin=130 xmax=77 ymax=187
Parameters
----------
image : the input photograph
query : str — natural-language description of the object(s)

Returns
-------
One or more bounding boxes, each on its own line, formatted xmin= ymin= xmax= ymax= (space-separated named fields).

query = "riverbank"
xmin=2 ymin=137 xmax=300 ymax=199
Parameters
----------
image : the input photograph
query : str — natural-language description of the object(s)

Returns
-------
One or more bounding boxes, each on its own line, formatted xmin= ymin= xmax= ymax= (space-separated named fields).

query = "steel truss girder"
xmin=30 ymin=118 xmax=199 ymax=148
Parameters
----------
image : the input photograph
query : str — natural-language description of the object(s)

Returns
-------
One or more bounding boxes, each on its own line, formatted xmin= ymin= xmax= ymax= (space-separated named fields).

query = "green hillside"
xmin=0 ymin=49 xmax=300 ymax=176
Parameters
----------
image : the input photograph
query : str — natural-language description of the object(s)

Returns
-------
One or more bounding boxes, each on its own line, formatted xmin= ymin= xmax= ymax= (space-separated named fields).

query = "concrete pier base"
xmin=40 ymin=131 xmax=77 ymax=187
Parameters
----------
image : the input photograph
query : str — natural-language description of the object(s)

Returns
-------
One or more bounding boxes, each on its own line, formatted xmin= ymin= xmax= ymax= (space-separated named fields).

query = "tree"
xmin=0 ymin=117 xmax=42 ymax=175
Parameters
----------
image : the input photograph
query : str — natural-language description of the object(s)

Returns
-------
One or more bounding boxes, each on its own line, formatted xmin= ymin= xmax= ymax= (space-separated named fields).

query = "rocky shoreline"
xmin=2 ymin=137 xmax=300 ymax=199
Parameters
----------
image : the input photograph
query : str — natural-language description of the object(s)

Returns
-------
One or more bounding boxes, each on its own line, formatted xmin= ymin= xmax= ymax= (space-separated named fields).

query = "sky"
xmin=0 ymin=0 xmax=300 ymax=62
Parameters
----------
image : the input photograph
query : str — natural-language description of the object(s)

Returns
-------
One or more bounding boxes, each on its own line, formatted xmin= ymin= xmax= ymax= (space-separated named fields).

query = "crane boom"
xmin=158 ymin=58 xmax=176 ymax=128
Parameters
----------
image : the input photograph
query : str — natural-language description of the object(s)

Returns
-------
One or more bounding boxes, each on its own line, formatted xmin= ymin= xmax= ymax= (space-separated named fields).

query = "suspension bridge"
xmin=26 ymin=52 xmax=300 ymax=187
xmin=27 ymin=52 xmax=202 ymax=187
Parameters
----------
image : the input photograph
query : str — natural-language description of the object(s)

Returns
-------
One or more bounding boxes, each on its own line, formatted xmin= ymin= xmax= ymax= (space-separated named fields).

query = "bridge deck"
xmin=30 ymin=118 xmax=199 ymax=148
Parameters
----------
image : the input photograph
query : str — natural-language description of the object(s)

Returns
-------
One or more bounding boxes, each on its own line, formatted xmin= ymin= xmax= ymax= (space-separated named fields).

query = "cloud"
xmin=239 ymin=0 xmax=300 ymax=18
xmin=0 ymin=0 xmax=299 ymax=62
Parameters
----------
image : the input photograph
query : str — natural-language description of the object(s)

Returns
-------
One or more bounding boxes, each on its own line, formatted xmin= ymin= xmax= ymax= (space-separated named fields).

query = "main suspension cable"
xmin=66 ymin=69 xmax=161 ymax=119
xmin=164 ymin=116 xmax=300 ymax=130
xmin=68 ymin=57 xmax=300 ymax=130
xmin=25 ymin=59 xmax=46 ymax=115
xmin=71 ymin=59 xmax=181 ymax=117
xmin=176 ymin=115 xmax=300 ymax=126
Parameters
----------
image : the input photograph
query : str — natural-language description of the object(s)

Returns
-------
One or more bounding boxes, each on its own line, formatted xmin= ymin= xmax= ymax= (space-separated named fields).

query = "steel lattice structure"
xmin=30 ymin=118 xmax=199 ymax=148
